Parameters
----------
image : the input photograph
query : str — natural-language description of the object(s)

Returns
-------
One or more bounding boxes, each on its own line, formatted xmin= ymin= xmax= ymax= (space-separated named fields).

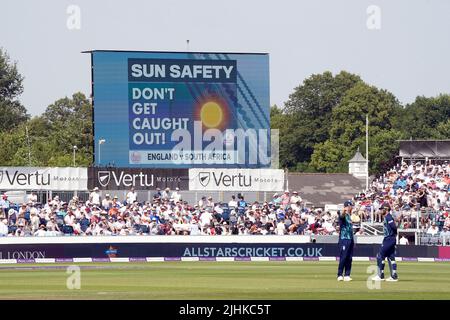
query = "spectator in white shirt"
xmin=64 ymin=211 xmax=76 ymax=226
xmin=399 ymin=235 xmax=409 ymax=245
xmin=276 ymin=220 xmax=286 ymax=235
xmin=427 ymin=223 xmax=439 ymax=236
xmin=162 ymin=188 xmax=171 ymax=200
xmin=102 ymin=194 xmax=112 ymax=210
xmin=171 ymin=187 xmax=182 ymax=203
xmin=200 ymin=210 xmax=213 ymax=227
xmin=30 ymin=212 xmax=40 ymax=232
xmin=27 ymin=191 xmax=38 ymax=204
xmin=126 ymin=188 xmax=138 ymax=204
xmin=228 ymin=195 xmax=238 ymax=209
xmin=290 ymin=191 xmax=302 ymax=205
xmin=0 ymin=219 xmax=8 ymax=236
xmin=89 ymin=187 xmax=101 ymax=206
xmin=34 ymin=225 xmax=47 ymax=237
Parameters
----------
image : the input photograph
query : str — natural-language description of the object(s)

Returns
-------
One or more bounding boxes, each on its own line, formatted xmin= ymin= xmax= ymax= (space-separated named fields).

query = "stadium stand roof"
xmin=287 ymin=173 xmax=365 ymax=208
xmin=397 ymin=140 xmax=450 ymax=160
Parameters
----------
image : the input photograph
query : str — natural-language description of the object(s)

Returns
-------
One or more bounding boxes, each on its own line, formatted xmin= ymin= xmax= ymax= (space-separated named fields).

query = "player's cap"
xmin=343 ymin=200 xmax=353 ymax=207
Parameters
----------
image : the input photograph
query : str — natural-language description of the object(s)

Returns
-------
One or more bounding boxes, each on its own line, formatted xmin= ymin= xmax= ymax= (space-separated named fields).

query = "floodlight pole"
xmin=98 ymin=139 xmax=106 ymax=165
xmin=25 ymin=125 xmax=32 ymax=166
xmin=73 ymin=146 xmax=78 ymax=167
xmin=366 ymin=114 xmax=369 ymax=191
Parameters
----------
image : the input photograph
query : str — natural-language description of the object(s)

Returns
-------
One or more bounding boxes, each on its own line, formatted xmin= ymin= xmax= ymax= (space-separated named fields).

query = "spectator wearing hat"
xmin=206 ymin=196 xmax=215 ymax=208
xmin=89 ymin=187 xmax=101 ymax=206
xmin=290 ymin=191 xmax=302 ymax=206
xmin=271 ymin=193 xmax=281 ymax=206
xmin=102 ymin=194 xmax=112 ymax=210
xmin=111 ymin=195 xmax=121 ymax=208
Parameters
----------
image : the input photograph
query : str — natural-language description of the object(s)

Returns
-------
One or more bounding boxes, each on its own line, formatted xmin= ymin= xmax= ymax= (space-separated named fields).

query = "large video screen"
xmin=92 ymin=50 xmax=270 ymax=168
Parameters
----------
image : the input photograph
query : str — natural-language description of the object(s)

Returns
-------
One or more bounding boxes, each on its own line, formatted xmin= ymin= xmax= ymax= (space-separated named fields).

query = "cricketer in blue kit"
xmin=337 ymin=200 xmax=355 ymax=281
xmin=373 ymin=204 xmax=399 ymax=281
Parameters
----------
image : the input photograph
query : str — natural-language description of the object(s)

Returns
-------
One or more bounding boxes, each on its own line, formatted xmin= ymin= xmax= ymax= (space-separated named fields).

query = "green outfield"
xmin=0 ymin=261 xmax=449 ymax=300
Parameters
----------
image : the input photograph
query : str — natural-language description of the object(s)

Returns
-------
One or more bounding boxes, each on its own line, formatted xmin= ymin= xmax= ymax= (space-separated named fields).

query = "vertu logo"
xmin=97 ymin=171 xmax=111 ymax=187
xmin=198 ymin=172 xmax=210 ymax=187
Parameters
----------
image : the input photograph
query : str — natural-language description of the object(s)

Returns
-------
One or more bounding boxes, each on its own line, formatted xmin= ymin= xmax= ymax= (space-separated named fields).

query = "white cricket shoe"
xmin=344 ymin=276 xmax=352 ymax=281
xmin=386 ymin=277 xmax=398 ymax=282
xmin=337 ymin=276 xmax=344 ymax=281
xmin=372 ymin=275 xmax=385 ymax=281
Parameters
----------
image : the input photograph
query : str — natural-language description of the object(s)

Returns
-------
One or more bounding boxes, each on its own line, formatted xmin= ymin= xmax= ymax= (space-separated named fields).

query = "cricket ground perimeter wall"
xmin=0 ymin=236 xmax=448 ymax=261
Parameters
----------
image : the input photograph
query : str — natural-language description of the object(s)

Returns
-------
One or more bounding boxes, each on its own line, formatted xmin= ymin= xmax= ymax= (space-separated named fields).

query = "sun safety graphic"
xmin=90 ymin=51 xmax=270 ymax=168
xmin=197 ymin=97 xmax=230 ymax=131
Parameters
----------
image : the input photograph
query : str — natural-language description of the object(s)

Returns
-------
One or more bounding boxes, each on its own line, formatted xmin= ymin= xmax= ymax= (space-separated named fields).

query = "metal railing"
xmin=361 ymin=222 xmax=383 ymax=235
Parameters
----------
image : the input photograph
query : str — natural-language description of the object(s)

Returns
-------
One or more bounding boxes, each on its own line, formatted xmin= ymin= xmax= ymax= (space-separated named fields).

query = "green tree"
xmin=0 ymin=48 xmax=29 ymax=131
xmin=310 ymin=140 xmax=347 ymax=173
xmin=395 ymin=94 xmax=450 ymax=139
xmin=434 ymin=119 xmax=450 ymax=139
xmin=310 ymin=82 xmax=403 ymax=174
xmin=367 ymin=129 xmax=404 ymax=175
xmin=275 ymin=71 xmax=362 ymax=168
xmin=41 ymin=92 xmax=93 ymax=165
xmin=0 ymin=120 xmax=56 ymax=166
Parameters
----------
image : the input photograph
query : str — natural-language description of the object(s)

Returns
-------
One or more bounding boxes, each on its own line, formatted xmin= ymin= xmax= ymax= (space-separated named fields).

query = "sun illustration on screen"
xmin=196 ymin=95 xmax=230 ymax=130
xmin=200 ymin=101 xmax=223 ymax=128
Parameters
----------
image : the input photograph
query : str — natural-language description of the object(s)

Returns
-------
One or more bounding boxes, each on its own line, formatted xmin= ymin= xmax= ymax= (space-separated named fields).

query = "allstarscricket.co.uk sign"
xmin=0 ymin=167 xmax=88 ymax=191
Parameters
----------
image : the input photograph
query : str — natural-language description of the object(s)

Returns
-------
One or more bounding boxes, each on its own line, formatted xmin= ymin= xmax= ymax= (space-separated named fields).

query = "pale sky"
xmin=1 ymin=0 xmax=450 ymax=116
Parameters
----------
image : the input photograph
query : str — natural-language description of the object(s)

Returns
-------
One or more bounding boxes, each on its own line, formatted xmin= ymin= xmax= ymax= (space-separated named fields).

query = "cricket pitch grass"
xmin=0 ymin=261 xmax=449 ymax=300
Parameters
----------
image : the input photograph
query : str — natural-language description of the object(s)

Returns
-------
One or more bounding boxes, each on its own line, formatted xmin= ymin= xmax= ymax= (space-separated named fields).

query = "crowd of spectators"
xmin=0 ymin=187 xmax=342 ymax=237
xmin=0 ymin=161 xmax=448 ymax=240
xmin=351 ymin=161 xmax=450 ymax=238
